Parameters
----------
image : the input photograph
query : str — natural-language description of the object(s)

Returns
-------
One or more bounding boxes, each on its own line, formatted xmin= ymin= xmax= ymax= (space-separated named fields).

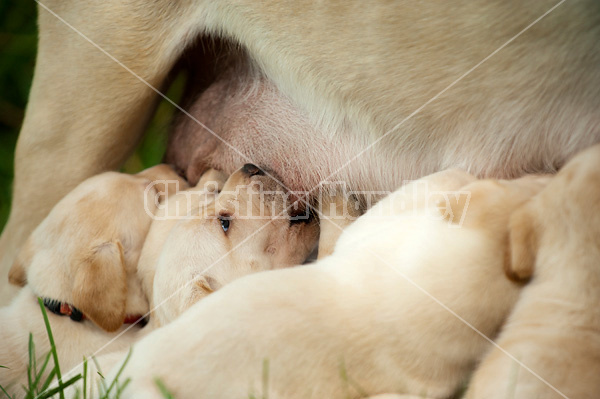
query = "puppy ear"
xmin=72 ymin=240 xmax=127 ymax=332
xmin=505 ymin=205 xmax=538 ymax=282
xmin=195 ymin=275 xmax=220 ymax=295
xmin=8 ymin=241 xmax=33 ymax=286
xmin=137 ymin=164 xmax=188 ymax=198
xmin=9 ymin=259 xmax=27 ymax=287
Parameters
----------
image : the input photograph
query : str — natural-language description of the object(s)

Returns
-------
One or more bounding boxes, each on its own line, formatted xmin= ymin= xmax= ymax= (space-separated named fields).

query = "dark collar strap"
xmin=41 ymin=297 xmax=148 ymax=327
xmin=42 ymin=297 xmax=84 ymax=321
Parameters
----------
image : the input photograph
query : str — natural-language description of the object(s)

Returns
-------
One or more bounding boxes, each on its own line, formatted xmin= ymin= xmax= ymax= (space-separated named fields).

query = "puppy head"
xmin=137 ymin=168 xmax=227 ymax=307
xmin=505 ymin=201 xmax=538 ymax=282
xmin=441 ymin=175 xmax=550 ymax=283
xmin=506 ymin=144 xmax=600 ymax=283
xmin=9 ymin=165 xmax=185 ymax=331
xmin=152 ymin=164 xmax=319 ymax=325
xmin=443 ymin=175 xmax=549 ymax=230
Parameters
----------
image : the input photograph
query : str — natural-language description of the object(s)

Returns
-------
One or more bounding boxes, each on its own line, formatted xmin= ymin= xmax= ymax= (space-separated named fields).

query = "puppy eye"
xmin=218 ymin=215 xmax=231 ymax=233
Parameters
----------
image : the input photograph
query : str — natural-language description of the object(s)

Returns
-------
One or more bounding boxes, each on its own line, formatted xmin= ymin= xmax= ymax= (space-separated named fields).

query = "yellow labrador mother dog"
xmin=101 ymin=170 xmax=548 ymax=398
xmin=2 ymin=0 xmax=600 ymax=303
xmin=465 ymin=144 xmax=600 ymax=399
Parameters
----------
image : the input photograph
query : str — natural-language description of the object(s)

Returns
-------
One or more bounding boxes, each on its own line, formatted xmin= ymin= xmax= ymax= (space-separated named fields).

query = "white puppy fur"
xmin=137 ymin=168 xmax=227 ymax=313
xmin=150 ymin=165 xmax=319 ymax=327
xmin=48 ymin=164 xmax=321 ymax=398
xmin=2 ymin=1 xmax=600 ymax=305
xmin=1 ymin=164 xmax=319 ymax=398
xmin=465 ymin=144 xmax=600 ymax=399
xmin=98 ymin=170 xmax=548 ymax=398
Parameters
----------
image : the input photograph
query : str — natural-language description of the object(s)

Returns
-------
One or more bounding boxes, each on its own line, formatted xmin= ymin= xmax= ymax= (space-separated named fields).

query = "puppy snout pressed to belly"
xmin=241 ymin=163 xmax=264 ymax=176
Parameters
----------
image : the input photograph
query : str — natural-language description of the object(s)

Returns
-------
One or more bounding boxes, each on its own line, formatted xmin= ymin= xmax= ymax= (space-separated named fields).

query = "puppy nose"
xmin=241 ymin=163 xmax=264 ymax=176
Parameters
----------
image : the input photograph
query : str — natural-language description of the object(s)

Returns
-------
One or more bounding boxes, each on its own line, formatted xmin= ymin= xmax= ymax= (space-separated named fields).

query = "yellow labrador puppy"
xmin=0 ymin=164 xmax=185 ymax=397
xmin=137 ymin=168 xmax=228 ymax=310
xmin=102 ymin=170 xmax=548 ymax=398
xmin=53 ymin=164 xmax=320 ymax=398
xmin=1 ymin=163 xmax=319 ymax=397
xmin=465 ymin=144 xmax=600 ymax=399
xmin=149 ymin=163 xmax=320 ymax=326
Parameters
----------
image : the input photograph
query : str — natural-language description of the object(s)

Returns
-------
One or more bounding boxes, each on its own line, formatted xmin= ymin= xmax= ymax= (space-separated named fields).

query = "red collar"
xmin=42 ymin=297 xmax=146 ymax=327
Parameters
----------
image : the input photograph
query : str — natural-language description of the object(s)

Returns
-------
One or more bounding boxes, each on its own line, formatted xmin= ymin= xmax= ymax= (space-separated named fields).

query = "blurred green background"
xmin=0 ymin=1 xmax=176 ymax=232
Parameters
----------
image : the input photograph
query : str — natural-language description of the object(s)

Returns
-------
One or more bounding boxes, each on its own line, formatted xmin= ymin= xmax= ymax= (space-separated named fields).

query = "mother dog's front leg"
xmin=0 ymin=0 xmax=208 ymax=303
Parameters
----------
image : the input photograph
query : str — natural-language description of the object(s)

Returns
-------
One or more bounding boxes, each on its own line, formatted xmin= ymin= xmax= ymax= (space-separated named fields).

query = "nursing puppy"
xmin=465 ymin=144 xmax=600 ymax=399
xmin=0 ymin=165 xmax=185 ymax=397
xmin=137 ymin=168 xmax=228 ymax=309
xmin=55 ymin=164 xmax=320 ymax=398
xmin=104 ymin=170 xmax=548 ymax=398
xmin=150 ymin=163 xmax=320 ymax=326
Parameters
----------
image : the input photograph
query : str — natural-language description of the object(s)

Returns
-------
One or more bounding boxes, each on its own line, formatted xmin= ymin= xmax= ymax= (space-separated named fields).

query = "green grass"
xmin=0 ymin=299 xmax=153 ymax=399
xmin=0 ymin=304 xmax=443 ymax=399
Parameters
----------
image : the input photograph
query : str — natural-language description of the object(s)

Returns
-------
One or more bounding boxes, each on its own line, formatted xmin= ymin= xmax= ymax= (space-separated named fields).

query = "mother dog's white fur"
xmin=2 ymin=0 xmax=600 ymax=303
xmin=99 ymin=170 xmax=548 ymax=398
xmin=465 ymin=144 xmax=600 ymax=399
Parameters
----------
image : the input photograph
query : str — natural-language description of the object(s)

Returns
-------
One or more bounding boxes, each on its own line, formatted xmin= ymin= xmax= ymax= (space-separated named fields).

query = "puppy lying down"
xmin=0 ymin=163 xmax=319 ymax=397
xmin=465 ymin=144 xmax=600 ymax=399
xmin=137 ymin=168 xmax=228 ymax=320
xmin=98 ymin=170 xmax=548 ymax=398
xmin=0 ymin=164 xmax=185 ymax=395
xmin=147 ymin=164 xmax=319 ymax=327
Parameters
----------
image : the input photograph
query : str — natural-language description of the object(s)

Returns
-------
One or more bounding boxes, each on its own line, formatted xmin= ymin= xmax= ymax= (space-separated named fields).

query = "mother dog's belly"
xmin=165 ymin=58 xmax=600 ymax=195
xmin=165 ymin=66 xmax=408 ymax=194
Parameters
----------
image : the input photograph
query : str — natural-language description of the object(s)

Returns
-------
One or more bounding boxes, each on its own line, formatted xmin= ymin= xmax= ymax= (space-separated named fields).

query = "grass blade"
xmin=36 ymin=375 xmax=82 ymax=399
xmin=0 ymin=384 xmax=13 ymax=399
xmin=154 ymin=378 xmax=174 ymax=399
xmin=82 ymin=358 xmax=87 ymax=399
xmin=27 ymin=334 xmax=34 ymax=396
xmin=91 ymin=356 xmax=107 ymax=394
xmin=0 ymin=366 xmax=11 ymax=399
xmin=38 ymin=369 xmax=56 ymax=393
xmin=37 ymin=297 xmax=65 ymax=399
xmin=116 ymin=377 xmax=131 ymax=398
xmin=32 ymin=352 xmax=52 ymax=396
xmin=103 ymin=348 xmax=132 ymax=396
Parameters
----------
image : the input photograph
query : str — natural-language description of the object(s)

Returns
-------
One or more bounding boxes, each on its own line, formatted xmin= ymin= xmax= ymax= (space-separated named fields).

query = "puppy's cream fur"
xmin=100 ymin=170 xmax=547 ymax=398
xmin=151 ymin=166 xmax=320 ymax=327
xmin=52 ymin=166 xmax=321 ymax=398
xmin=137 ymin=169 xmax=227 ymax=309
xmin=465 ymin=144 xmax=600 ymax=399
xmin=0 ymin=165 xmax=184 ymax=397
xmin=2 ymin=0 xmax=600 ymax=304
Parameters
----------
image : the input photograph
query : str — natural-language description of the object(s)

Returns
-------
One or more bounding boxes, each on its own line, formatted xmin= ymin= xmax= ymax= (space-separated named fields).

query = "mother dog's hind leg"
xmin=0 ymin=0 xmax=208 ymax=304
